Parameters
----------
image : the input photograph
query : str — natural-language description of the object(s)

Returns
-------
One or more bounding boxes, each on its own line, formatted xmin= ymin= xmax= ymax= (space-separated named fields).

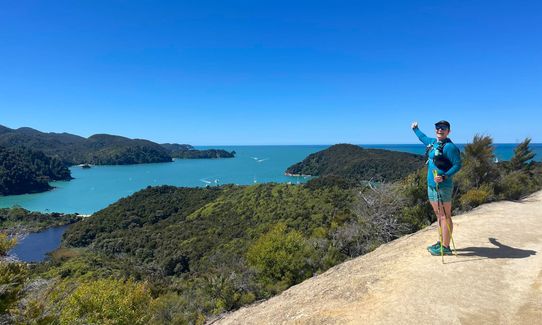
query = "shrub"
xmin=0 ymin=233 xmax=17 ymax=256
xmin=58 ymin=278 xmax=152 ymax=325
xmin=459 ymin=185 xmax=493 ymax=210
xmin=399 ymin=168 xmax=434 ymax=228
xmin=496 ymin=171 xmax=537 ymax=201
xmin=0 ymin=262 xmax=28 ymax=313
xmin=247 ymin=223 xmax=315 ymax=293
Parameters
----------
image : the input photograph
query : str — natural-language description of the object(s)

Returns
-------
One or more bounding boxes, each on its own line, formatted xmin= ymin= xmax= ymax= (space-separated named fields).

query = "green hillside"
xmin=286 ymin=143 xmax=425 ymax=183
xmin=0 ymin=125 xmax=236 ymax=166
xmin=0 ymin=146 xmax=72 ymax=195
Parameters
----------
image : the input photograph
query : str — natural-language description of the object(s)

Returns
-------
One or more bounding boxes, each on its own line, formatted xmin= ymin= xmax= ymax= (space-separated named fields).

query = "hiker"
xmin=411 ymin=120 xmax=462 ymax=256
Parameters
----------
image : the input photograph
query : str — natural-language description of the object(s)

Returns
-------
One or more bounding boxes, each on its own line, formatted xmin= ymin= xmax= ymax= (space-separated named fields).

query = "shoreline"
xmin=284 ymin=172 xmax=313 ymax=177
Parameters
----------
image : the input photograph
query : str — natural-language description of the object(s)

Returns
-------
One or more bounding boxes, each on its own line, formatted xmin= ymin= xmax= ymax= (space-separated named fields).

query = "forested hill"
xmin=61 ymin=183 xmax=359 ymax=320
xmin=0 ymin=145 xmax=72 ymax=195
xmin=160 ymin=143 xmax=235 ymax=159
xmin=286 ymin=143 xmax=425 ymax=182
xmin=0 ymin=125 xmax=234 ymax=165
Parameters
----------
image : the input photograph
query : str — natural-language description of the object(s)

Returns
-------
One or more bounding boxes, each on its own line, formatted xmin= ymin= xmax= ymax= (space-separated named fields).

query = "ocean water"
xmin=1 ymin=144 xmax=540 ymax=215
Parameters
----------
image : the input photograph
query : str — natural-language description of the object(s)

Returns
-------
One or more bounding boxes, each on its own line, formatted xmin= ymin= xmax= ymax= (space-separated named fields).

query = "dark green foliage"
xmin=0 ymin=125 xmax=173 ymax=166
xmin=0 ymin=124 xmax=234 ymax=166
xmin=0 ymin=262 xmax=28 ymax=313
xmin=399 ymin=168 xmax=435 ymax=228
xmin=247 ymin=223 xmax=315 ymax=293
xmin=64 ymin=185 xmax=223 ymax=248
xmin=286 ymin=144 xmax=424 ymax=183
xmin=507 ymin=138 xmax=536 ymax=172
xmin=454 ymin=136 xmax=542 ymax=209
xmin=161 ymin=143 xmax=235 ymax=159
xmin=171 ymin=149 xmax=235 ymax=159
xmin=160 ymin=143 xmax=194 ymax=152
xmin=0 ymin=207 xmax=82 ymax=232
xmin=305 ymin=175 xmax=356 ymax=189
xmin=0 ymin=146 xmax=72 ymax=195
xmin=84 ymin=134 xmax=172 ymax=165
xmin=64 ymin=184 xmax=354 ymax=276
xmin=455 ymin=135 xmax=498 ymax=190
xmin=60 ymin=183 xmax=357 ymax=319
xmin=495 ymin=171 xmax=538 ymax=201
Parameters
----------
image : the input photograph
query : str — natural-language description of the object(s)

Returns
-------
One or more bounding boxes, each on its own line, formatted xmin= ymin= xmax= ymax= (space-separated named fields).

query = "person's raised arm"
xmin=411 ymin=121 xmax=433 ymax=145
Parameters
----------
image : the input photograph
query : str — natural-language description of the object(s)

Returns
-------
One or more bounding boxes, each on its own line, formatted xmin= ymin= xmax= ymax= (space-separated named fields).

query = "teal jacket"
xmin=413 ymin=127 xmax=462 ymax=188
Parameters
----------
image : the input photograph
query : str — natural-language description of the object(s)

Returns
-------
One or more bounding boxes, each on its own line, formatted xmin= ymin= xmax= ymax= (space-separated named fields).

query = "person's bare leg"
xmin=441 ymin=202 xmax=453 ymax=247
xmin=430 ymin=201 xmax=443 ymax=243
xmin=430 ymin=201 xmax=453 ymax=246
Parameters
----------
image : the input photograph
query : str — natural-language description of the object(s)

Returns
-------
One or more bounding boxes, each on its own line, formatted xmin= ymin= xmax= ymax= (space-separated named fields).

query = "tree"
xmin=509 ymin=138 xmax=535 ymax=172
xmin=455 ymin=134 xmax=498 ymax=190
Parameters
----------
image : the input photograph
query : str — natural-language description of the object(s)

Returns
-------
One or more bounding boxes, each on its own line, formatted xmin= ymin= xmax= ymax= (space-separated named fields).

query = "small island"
xmin=285 ymin=143 xmax=425 ymax=183
xmin=160 ymin=143 xmax=235 ymax=159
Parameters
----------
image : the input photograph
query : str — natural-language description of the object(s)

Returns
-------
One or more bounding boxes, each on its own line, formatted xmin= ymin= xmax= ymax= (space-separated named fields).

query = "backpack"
xmin=424 ymin=139 xmax=453 ymax=172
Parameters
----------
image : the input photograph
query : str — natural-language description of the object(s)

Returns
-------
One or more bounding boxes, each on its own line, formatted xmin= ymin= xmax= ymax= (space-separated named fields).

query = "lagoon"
xmin=8 ymin=226 xmax=68 ymax=262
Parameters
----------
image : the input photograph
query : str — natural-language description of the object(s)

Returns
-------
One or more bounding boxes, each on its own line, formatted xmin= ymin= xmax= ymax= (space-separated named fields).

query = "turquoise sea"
xmin=1 ymin=144 xmax=541 ymax=215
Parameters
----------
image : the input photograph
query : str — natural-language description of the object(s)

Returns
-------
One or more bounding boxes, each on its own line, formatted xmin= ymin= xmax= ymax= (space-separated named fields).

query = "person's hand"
xmin=434 ymin=175 xmax=444 ymax=183
xmin=411 ymin=121 xmax=418 ymax=129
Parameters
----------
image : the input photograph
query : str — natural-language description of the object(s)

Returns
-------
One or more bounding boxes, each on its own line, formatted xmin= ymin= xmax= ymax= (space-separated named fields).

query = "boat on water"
xmin=78 ymin=163 xmax=91 ymax=169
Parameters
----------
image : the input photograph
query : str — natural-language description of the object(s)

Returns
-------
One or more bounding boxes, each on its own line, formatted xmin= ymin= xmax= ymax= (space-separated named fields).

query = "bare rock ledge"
xmin=212 ymin=191 xmax=542 ymax=325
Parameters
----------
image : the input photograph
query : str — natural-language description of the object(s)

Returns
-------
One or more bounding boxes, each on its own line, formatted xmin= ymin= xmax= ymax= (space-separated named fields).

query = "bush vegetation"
xmin=0 ymin=146 xmax=72 ymax=195
xmin=0 ymin=125 xmax=234 ymax=167
xmin=285 ymin=144 xmax=425 ymax=182
xmin=0 ymin=207 xmax=82 ymax=232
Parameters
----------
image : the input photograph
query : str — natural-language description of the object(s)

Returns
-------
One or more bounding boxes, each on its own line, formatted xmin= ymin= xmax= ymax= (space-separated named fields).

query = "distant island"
xmin=0 ymin=145 xmax=72 ymax=196
xmin=0 ymin=124 xmax=235 ymax=166
xmin=285 ymin=143 xmax=425 ymax=184
xmin=160 ymin=143 xmax=235 ymax=159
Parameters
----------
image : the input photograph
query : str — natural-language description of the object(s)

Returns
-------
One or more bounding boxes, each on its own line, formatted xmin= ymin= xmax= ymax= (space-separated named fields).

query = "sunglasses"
xmin=435 ymin=125 xmax=449 ymax=131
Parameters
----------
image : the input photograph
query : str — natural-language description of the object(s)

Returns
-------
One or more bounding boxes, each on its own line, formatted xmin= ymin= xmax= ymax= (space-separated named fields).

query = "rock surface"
xmin=212 ymin=191 xmax=542 ymax=324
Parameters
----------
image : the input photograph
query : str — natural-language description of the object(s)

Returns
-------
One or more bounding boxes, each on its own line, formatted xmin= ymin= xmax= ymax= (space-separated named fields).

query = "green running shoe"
xmin=427 ymin=241 xmax=441 ymax=250
xmin=428 ymin=245 xmax=452 ymax=256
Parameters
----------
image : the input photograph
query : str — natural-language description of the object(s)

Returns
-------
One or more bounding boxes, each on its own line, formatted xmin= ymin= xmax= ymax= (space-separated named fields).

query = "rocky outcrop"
xmin=213 ymin=191 xmax=542 ymax=324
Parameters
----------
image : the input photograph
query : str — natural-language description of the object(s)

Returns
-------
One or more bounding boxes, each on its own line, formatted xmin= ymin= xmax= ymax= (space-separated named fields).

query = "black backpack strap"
xmin=436 ymin=138 xmax=451 ymax=154
xmin=433 ymin=138 xmax=453 ymax=172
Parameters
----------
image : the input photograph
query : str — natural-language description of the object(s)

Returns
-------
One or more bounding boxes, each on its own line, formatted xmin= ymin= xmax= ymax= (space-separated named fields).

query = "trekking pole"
xmin=437 ymin=205 xmax=444 ymax=263
xmin=433 ymin=170 xmax=444 ymax=263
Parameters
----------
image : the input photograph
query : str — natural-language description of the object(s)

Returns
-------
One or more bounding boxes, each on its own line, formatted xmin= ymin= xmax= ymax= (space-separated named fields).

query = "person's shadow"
xmin=456 ymin=238 xmax=536 ymax=259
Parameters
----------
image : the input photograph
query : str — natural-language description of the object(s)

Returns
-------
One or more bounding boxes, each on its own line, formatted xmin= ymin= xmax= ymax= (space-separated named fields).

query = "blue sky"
xmin=1 ymin=1 xmax=540 ymax=145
